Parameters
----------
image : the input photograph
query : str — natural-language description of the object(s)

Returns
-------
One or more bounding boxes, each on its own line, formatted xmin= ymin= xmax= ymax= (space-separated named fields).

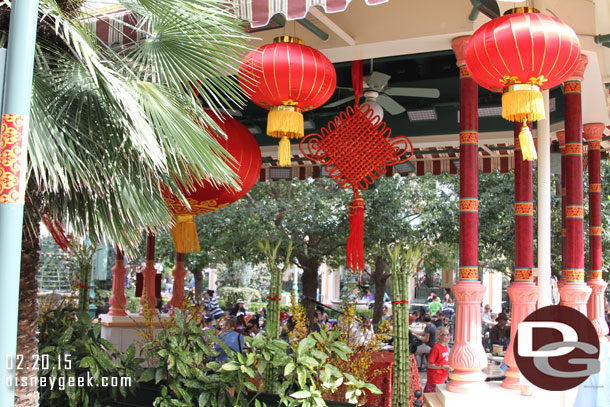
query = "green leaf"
xmin=79 ymin=356 xmax=94 ymax=369
xmin=58 ymin=327 xmax=73 ymax=345
xmin=221 ymin=362 xmax=240 ymax=371
xmin=198 ymin=392 xmax=210 ymax=407
xmin=284 ymin=362 xmax=295 ymax=377
xmin=244 ymin=381 xmax=257 ymax=391
xmin=289 ymin=390 xmax=312 ymax=399
xmin=364 ymin=383 xmax=383 ymax=394
xmin=297 ymin=337 xmax=316 ymax=357
xmin=155 ymin=367 xmax=165 ymax=384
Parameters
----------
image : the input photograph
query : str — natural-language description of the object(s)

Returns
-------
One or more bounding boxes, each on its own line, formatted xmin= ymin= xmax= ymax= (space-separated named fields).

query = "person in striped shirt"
xmin=204 ymin=290 xmax=225 ymax=322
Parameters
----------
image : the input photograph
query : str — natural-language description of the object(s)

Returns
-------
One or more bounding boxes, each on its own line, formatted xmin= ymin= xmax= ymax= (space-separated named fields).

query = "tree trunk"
xmin=372 ymin=256 xmax=391 ymax=325
xmin=297 ymin=254 xmax=320 ymax=327
xmin=193 ymin=268 xmax=203 ymax=301
xmin=15 ymin=186 xmax=41 ymax=407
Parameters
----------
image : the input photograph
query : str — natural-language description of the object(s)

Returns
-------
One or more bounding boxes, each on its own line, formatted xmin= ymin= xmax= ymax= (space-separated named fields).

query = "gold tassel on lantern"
xmin=267 ymin=105 xmax=303 ymax=167
xmin=170 ymin=214 xmax=200 ymax=253
xmin=502 ymin=82 xmax=544 ymax=161
xmin=501 ymin=83 xmax=545 ymax=123
xmin=518 ymin=121 xmax=537 ymax=161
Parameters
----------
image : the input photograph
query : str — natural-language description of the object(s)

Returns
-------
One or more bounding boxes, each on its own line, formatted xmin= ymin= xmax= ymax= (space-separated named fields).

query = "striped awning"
xmin=234 ymin=0 xmax=389 ymax=28
xmin=258 ymin=144 xmax=518 ymax=181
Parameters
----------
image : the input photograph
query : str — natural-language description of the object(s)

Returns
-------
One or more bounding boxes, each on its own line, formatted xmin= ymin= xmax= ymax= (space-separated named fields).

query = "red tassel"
xmin=42 ymin=210 xmax=72 ymax=252
xmin=346 ymin=192 xmax=365 ymax=272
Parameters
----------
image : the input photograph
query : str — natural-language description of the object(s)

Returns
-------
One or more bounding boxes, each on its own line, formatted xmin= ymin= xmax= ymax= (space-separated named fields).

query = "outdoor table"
xmin=364 ymin=352 xmax=421 ymax=407
xmin=484 ymin=364 xmax=506 ymax=381
xmin=486 ymin=353 xmax=505 ymax=364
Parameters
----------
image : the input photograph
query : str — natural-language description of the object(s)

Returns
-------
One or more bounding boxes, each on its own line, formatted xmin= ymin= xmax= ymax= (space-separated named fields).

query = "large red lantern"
xmin=239 ymin=36 xmax=336 ymax=167
xmin=163 ymin=112 xmax=261 ymax=253
xmin=465 ymin=7 xmax=581 ymax=160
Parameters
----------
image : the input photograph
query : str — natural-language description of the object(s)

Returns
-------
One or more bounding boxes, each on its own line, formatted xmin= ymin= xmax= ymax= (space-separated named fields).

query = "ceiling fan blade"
xmin=384 ymin=87 xmax=440 ymax=98
xmin=477 ymin=0 xmax=500 ymax=19
xmin=324 ymin=95 xmax=356 ymax=108
xmin=367 ymin=71 xmax=391 ymax=90
xmin=376 ymin=94 xmax=406 ymax=115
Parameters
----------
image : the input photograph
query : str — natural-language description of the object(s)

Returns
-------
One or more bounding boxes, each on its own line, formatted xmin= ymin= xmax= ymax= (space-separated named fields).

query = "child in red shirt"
xmin=423 ymin=327 xmax=451 ymax=393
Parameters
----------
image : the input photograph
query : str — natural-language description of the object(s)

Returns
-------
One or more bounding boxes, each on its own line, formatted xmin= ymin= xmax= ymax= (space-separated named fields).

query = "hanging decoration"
xmin=162 ymin=112 xmax=261 ymax=253
xmin=300 ymin=61 xmax=413 ymax=272
xmin=239 ymin=36 xmax=336 ymax=167
xmin=465 ymin=7 xmax=581 ymax=161
xmin=42 ymin=209 xmax=72 ymax=251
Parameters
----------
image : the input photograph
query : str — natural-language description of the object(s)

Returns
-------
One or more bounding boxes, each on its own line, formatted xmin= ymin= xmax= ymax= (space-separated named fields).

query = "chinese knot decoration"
xmin=465 ymin=7 xmax=581 ymax=161
xmin=162 ymin=112 xmax=261 ymax=253
xmin=300 ymin=104 xmax=413 ymax=271
xmin=239 ymin=36 xmax=336 ymax=167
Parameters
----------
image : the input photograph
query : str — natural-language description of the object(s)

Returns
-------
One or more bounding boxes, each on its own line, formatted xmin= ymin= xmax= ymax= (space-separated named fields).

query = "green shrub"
xmin=355 ymin=309 xmax=374 ymax=320
xmin=217 ymin=286 xmax=261 ymax=308
xmin=140 ymin=309 xmax=251 ymax=406
xmin=217 ymin=298 xmax=226 ymax=310
xmin=249 ymin=301 xmax=266 ymax=311
xmin=38 ymin=303 xmax=142 ymax=406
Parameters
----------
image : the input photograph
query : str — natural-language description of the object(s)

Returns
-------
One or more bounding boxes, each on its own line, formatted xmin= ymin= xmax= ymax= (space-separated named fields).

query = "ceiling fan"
xmin=324 ymin=71 xmax=440 ymax=117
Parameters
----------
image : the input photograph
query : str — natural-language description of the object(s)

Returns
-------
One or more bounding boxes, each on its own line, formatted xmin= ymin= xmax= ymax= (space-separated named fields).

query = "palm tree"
xmin=2 ymin=1 xmax=252 ymax=405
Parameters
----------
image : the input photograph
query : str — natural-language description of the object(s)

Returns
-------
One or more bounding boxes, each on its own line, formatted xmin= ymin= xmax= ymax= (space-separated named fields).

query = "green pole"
xmin=0 ymin=1 xmax=39 ymax=405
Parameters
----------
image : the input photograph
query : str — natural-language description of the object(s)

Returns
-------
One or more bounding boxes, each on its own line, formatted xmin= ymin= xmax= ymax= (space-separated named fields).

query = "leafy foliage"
xmin=38 ymin=303 xmax=142 ymax=406
xmin=140 ymin=309 xmax=250 ymax=407
xmin=216 ymin=286 xmax=262 ymax=308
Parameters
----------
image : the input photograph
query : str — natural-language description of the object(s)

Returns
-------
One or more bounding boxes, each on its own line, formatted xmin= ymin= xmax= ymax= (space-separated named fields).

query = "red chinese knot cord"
xmin=300 ymin=102 xmax=413 ymax=273
xmin=391 ymin=300 xmax=409 ymax=304
xmin=266 ymin=296 xmax=281 ymax=301
xmin=42 ymin=210 xmax=72 ymax=252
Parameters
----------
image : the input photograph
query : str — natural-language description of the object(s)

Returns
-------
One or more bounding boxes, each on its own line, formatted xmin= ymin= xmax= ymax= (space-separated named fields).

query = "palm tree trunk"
xmin=15 ymin=184 xmax=41 ymax=407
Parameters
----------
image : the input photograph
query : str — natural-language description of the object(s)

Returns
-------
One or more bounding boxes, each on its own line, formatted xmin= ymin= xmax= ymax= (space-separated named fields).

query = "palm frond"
xmin=27 ymin=0 xmax=253 ymax=249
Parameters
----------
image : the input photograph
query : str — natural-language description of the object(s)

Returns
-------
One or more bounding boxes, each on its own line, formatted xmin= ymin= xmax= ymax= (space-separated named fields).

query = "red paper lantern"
xmin=465 ymin=7 xmax=581 ymax=160
xmin=239 ymin=36 xmax=336 ymax=166
xmin=163 ymin=112 xmax=261 ymax=253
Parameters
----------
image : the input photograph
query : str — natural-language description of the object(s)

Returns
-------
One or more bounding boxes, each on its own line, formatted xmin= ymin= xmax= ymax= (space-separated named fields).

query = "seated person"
xmin=361 ymin=286 xmax=375 ymax=302
xmin=229 ymin=299 xmax=247 ymax=318
xmin=433 ymin=311 xmax=444 ymax=328
xmin=489 ymin=312 xmax=510 ymax=350
xmin=213 ymin=317 xmax=244 ymax=363
xmin=352 ymin=317 xmax=375 ymax=346
xmin=411 ymin=315 xmax=436 ymax=371
xmin=428 ymin=297 xmax=442 ymax=316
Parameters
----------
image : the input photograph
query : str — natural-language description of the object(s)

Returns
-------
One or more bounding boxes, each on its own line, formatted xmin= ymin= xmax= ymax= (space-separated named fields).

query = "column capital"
xmin=556 ymin=130 xmax=565 ymax=148
xmin=452 ymin=36 xmax=471 ymax=67
xmin=583 ymin=123 xmax=605 ymax=142
xmin=566 ymin=54 xmax=588 ymax=82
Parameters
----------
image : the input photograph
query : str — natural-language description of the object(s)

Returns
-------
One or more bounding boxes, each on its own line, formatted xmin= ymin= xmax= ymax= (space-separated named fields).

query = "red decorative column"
xmin=447 ymin=36 xmax=487 ymax=394
xmin=108 ymin=245 xmax=128 ymax=316
xmin=503 ymin=122 xmax=538 ymax=390
xmin=170 ymin=253 xmax=187 ymax=314
xmin=556 ymin=130 xmax=567 ymax=289
xmin=140 ymin=232 xmax=157 ymax=315
xmin=584 ymin=123 xmax=609 ymax=341
xmin=558 ymin=55 xmax=591 ymax=314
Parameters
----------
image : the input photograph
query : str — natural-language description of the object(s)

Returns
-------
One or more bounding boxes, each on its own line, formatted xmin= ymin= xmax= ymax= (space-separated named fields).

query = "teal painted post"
xmin=0 ymin=1 xmax=40 ymax=406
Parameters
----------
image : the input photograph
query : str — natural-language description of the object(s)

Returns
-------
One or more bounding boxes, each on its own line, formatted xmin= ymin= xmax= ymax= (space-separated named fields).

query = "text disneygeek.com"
xmin=5 ymin=354 xmax=132 ymax=390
